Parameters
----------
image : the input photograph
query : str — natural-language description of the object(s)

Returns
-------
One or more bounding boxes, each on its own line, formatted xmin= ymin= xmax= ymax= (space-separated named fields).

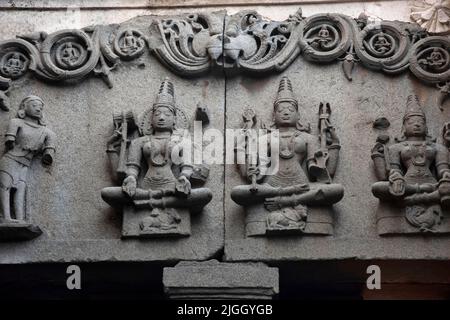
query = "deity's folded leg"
xmin=101 ymin=187 xmax=150 ymax=207
xmin=270 ymin=183 xmax=344 ymax=207
xmin=302 ymin=184 xmax=344 ymax=206
xmin=372 ymin=181 xmax=438 ymax=201
xmin=101 ymin=186 xmax=212 ymax=212
xmin=156 ymin=188 xmax=212 ymax=212
xmin=231 ymin=184 xmax=284 ymax=206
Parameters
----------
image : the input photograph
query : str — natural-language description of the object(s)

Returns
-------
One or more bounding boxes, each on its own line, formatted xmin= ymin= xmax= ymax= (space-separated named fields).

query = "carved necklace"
xmin=408 ymin=141 xmax=427 ymax=166
xmin=279 ymin=132 xmax=296 ymax=159
xmin=149 ymin=136 xmax=170 ymax=167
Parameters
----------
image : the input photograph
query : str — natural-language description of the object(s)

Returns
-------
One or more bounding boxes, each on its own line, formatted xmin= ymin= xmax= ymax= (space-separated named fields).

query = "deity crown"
xmin=274 ymin=76 xmax=298 ymax=109
xmin=153 ymin=77 xmax=176 ymax=113
xmin=404 ymin=94 xmax=425 ymax=122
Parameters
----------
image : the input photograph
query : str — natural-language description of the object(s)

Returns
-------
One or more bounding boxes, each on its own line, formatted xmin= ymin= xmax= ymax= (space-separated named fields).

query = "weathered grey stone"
xmin=230 ymin=76 xmax=344 ymax=237
xmin=371 ymin=95 xmax=450 ymax=235
xmin=0 ymin=7 xmax=448 ymax=267
xmin=100 ymin=78 xmax=213 ymax=238
xmin=224 ymin=54 xmax=450 ymax=262
xmin=163 ymin=260 xmax=279 ymax=299
xmin=0 ymin=95 xmax=55 ymax=240
xmin=0 ymin=13 xmax=225 ymax=263
xmin=0 ymin=223 xmax=42 ymax=241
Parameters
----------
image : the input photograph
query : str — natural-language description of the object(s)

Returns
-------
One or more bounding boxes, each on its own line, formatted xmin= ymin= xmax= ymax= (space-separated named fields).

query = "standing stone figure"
xmin=371 ymin=95 xmax=450 ymax=234
xmin=0 ymin=95 xmax=56 ymax=240
xmin=231 ymin=76 xmax=344 ymax=236
xmin=101 ymin=78 xmax=212 ymax=238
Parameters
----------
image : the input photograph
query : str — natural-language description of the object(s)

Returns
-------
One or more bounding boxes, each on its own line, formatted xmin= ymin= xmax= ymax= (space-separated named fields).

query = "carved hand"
xmin=441 ymin=170 xmax=450 ymax=180
xmin=122 ymin=175 xmax=137 ymax=198
xmin=5 ymin=140 xmax=14 ymax=151
xmin=175 ymin=175 xmax=191 ymax=196
xmin=247 ymin=165 xmax=260 ymax=177
xmin=327 ymin=126 xmax=340 ymax=145
xmin=388 ymin=171 xmax=405 ymax=197
xmin=438 ymin=171 xmax=450 ymax=197
xmin=106 ymin=130 xmax=122 ymax=152
xmin=264 ymin=196 xmax=281 ymax=211
xmin=42 ymin=153 xmax=53 ymax=165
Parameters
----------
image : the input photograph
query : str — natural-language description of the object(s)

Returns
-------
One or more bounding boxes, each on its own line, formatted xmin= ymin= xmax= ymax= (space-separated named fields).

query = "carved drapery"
xmin=0 ymin=8 xmax=449 ymax=110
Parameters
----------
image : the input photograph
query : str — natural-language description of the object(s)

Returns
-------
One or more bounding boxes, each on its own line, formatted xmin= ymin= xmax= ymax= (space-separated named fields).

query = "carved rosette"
xmin=0 ymin=38 xmax=40 ymax=80
xmin=0 ymin=25 xmax=146 ymax=91
xmin=411 ymin=0 xmax=450 ymax=35
xmin=300 ymin=14 xmax=352 ymax=62
xmin=40 ymin=29 xmax=100 ymax=80
xmin=410 ymin=35 xmax=450 ymax=83
xmin=113 ymin=29 xmax=146 ymax=60
xmin=355 ymin=21 xmax=411 ymax=74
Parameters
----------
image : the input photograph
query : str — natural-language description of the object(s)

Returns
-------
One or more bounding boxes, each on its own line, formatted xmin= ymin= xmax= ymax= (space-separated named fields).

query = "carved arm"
xmin=42 ymin=129 xmax=56 ymax=165
xmin=4 ymin=118 xmax=20 ymax=150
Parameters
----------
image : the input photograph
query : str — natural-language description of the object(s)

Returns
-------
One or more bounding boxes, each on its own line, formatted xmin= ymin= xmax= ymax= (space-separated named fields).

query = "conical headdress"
xmin=274 ymin=76 xmax=298 ymax=109
xmin=153 ymin=77 xmax=176 ymax=112
xmin=403 ymin=95 xmax=425 ymax=122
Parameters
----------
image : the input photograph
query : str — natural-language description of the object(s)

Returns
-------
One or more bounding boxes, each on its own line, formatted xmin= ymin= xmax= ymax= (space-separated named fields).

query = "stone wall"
xmin=0 ymin=0 xmax=449 ymax=299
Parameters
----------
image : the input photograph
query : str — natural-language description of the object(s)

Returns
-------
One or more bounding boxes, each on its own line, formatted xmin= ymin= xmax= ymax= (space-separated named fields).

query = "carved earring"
xmin=17 ymin=109 xmax=26 ymax=119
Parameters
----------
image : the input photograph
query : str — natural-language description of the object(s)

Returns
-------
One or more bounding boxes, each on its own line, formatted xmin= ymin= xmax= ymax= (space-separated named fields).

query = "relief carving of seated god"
xmin=231 ymin=76 xmax=344 ymax=237
xmin=101 ymin=78 xmax=212 ymax=238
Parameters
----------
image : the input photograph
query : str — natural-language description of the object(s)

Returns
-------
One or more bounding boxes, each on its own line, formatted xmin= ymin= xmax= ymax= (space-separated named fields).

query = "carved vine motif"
xmin=150 ymin=9 xmax=449 ymax=105
xmin=0 ymin=8 xmax=449 ymax=112
xmin=0 ymin=25 xmax=148 ymax=108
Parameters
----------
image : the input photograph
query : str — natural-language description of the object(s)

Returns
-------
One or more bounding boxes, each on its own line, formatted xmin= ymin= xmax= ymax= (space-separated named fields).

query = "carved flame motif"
xmin=411 ymin=0 xmax=450 ymax=35
xmin=149 ymin=13 xmax=224 ymax=76
xmin=219 ymin=10 xmax=303 ymax=72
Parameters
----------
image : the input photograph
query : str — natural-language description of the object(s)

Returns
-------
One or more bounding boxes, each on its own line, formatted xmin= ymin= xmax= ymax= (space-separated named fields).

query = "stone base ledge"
xmin=163 ymin=260 xmax=279 ymax=299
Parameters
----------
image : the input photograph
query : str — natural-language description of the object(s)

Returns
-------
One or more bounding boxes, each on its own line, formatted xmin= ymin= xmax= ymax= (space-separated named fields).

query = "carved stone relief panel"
xmin=230 ymin=76 xmax=344 ymax=237
xmin=0 ymin=13 xmax=225 ymax=263
xmin=101 ymin=78 xmax=212 ymax=238
xmin=224 ymin=46 xmax=450 ymax=262
xmin=371 ymin=95 xmax=450 ymax=234
xmin=0 ymin=8 xmax=448 ymax=264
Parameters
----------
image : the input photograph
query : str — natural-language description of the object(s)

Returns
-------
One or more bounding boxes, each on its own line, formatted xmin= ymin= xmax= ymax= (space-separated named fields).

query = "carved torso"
xmin=3 ymin=118 xmax=54 ymax=166
xmin=389 ymin=140 xmax=442 ymax=184
xmin=142 ymin=135 xmax=177 ymax=190
xmin=127 ymin=131 xmax=188 ymax=190
xmin=266 ymin=130 xmax=315 ymax=187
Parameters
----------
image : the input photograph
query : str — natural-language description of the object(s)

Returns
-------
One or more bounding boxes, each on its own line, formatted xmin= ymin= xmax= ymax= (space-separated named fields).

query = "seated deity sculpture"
xmin=371 ymin=95 xmax=450 ymax=234
xmin=101 ymin=78 xmax=212 ymax=238
xmin=0 ymin=95 xmax=56 ymax=240
xmin=231 ymin=76 xmax=344 ymax=236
